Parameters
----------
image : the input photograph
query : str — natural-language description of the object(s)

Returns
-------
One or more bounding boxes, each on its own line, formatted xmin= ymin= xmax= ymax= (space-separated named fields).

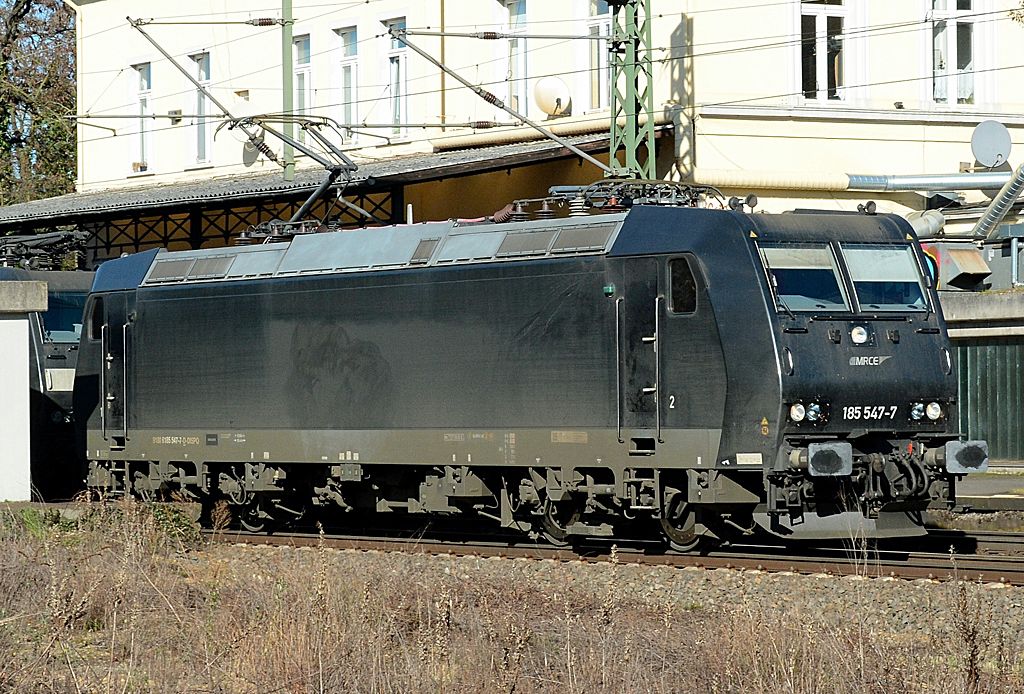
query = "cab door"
xmin=618 ymin=257 xmax=661 ymax=448
xmin=101 ymin=293 xmax=133 ymax=448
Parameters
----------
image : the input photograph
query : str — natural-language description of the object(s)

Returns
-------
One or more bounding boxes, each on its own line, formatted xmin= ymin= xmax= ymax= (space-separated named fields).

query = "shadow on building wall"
xmin=667 ymin=14 xmax=695 ymax=181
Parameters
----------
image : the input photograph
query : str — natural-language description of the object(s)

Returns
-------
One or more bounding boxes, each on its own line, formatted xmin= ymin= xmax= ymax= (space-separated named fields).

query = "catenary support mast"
xmin=609 ymin=0 xmax=656 ymax=179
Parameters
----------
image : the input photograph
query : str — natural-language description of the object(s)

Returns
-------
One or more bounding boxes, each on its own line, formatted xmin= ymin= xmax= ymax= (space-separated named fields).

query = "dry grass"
xmin=0 ymin=501 xmax=1021 ymax=694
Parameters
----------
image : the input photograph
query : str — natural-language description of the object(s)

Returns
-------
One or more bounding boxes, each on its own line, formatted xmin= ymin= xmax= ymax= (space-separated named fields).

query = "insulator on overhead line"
xmin=491 ymin=204 xmax=514 ymax=224
xmin=534 ymin=201 xmax=556 ymax=219
xmin=479 ymin=90 xmax=501 ymax=107
xmin=251 ymin=138 xmax=278 ymax=162
xmin=478 ymin=32 xmax=501 ymax=40
xmin=247 ymin=18 xmax=279 ymax=26
xmin=469 ymin=121 xmax=498 ymax=129
xmin=510 ymin=203 xmax=530 ymax=223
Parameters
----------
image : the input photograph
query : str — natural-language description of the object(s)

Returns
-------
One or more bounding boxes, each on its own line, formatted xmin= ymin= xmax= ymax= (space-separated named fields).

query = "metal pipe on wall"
xmin=970 ymin=162 xmax=1024 ymax=239
xmin=691 ymin=168 xmax=1015 ymax=193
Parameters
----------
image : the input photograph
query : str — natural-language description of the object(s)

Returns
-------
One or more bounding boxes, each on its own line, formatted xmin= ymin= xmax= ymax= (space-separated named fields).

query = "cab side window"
xmin=88 ymin=296 xmax=104 ymax=340
xmin=669 ymin=257 xmax=697 ymax=314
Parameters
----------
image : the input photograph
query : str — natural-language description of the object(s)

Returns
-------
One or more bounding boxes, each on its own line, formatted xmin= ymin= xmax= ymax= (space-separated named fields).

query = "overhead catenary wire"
xmin=77 ymin=5 xmax=1015 ymax=124
xmin=76 ymin=52 xmax=1024 ymax=149
xmin=75 ymin=5 xmax=1022 ymax=144
xmin=391 ymin=28 xmax=612 ymax=175
xmin=77 ymin=5 xmax=1010 ymax=84
xmin=402 ymin=29 xmax=604 ymax=41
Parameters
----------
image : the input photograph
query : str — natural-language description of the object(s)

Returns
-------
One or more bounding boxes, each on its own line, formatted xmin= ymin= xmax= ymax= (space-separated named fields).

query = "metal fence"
xmin=955 ymin=336 xmax=1024 ymax=463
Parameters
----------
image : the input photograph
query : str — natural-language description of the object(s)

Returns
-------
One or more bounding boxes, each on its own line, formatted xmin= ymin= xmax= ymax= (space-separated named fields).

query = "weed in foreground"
xmin=0 ymin=504 xmax=1022 ymax=693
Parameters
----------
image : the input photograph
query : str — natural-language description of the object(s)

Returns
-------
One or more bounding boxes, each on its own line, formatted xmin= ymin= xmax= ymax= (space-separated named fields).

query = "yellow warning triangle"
xmin=761 ymin=417 xmax=769 ymax=426
xmin=906 ymin=234 xmax=913 ymax=240
xmin=750 ymin=231 xmax=758 ymax=238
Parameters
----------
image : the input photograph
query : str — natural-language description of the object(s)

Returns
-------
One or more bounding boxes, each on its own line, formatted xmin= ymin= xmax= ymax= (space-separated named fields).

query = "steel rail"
xmin=205 ymin=528 xmax=1024 ymax=585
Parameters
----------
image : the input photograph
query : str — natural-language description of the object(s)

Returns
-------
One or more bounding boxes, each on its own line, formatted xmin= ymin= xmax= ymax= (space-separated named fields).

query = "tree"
xmin=0 ymin=0 xmax=76 ymax=206
xmin=1013 ymin=3 xmax=1024 ymax=25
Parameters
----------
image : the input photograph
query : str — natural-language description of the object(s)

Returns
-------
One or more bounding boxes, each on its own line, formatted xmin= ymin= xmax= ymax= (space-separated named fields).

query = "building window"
xmin=190 ymin=52 xmax=211 ymax=164
xmin=294 ymin=35 xmax=312 ymax=140
xmin=384 ymin=18 xmax=407 ymax=135
xmin=502 ymin=1 xmax=528 ymax=114
xmin=931 ymin=0 xmax=975 ymax=105
xmin=131 ymin=62 xmax=151 ymax=172
xmin=587 ymin=0 xmax=610 ymax=111
xmin=335 ymin=26 xmax=358 ymax=142
xmin=800 ymin=0 xmax=846 ymax=101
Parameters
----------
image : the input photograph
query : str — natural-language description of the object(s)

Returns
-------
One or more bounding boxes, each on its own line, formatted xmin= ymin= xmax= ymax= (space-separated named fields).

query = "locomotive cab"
xmin=746 ymin=212 xmax=987 ymax=538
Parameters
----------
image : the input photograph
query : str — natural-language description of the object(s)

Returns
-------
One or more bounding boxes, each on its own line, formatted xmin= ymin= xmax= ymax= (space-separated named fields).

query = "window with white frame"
xmin=294 ymin=35 xmax=312 ymax=141
xmin=587 ymin=0 xmax=610 ymax=111
xmin=384 ymin=18 xmax=407 ymax=135
xmin=502 ymin=1 xmax=528 ymax=114
xmin=190 ymin=52 xmax=212 ymax=165
xmin=131 ymin=62 xmax=152 ymax=172
xmin=931 ymin=0 xmax=975 ymax=105
xmin=334 ymin=26 xmax=358 ymax=142
xmin=800 ymin=0 xmax=846 ymax=101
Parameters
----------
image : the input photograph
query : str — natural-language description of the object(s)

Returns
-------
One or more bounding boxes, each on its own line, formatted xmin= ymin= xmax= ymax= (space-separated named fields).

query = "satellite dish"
xmin=534 ymin=76 xmax=571 ymax=117
xmin=242 ymin=139 xmax=262 ymax=167
xmin=971 ymin=120 xmax=1012 ymax=168
xmin=227 ymin=100 xmax=263 ymax=142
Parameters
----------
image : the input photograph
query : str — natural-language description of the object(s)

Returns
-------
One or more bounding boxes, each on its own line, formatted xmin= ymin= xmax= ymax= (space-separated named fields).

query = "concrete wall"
xmin=0 ymin=282 xmax=47 ymax=502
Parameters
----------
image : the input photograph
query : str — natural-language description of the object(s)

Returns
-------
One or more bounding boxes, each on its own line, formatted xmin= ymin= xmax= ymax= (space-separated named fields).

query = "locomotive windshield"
xmin=841 ymin=244 xmax=928 ymax=311
xmin=759 ymin=245 xmax=850 ymax=312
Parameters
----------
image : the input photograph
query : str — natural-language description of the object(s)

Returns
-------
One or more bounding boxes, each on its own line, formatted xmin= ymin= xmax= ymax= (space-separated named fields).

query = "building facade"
xmin=61 ymin=1 xmax=1024 ymax=225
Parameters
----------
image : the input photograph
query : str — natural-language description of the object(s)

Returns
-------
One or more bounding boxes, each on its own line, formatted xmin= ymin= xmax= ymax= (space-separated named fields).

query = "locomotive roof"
xmin=606 ymin=206 xmax=914 ymax=257
xmin=92 ymin=206 xmax=917 ymax=292
xmin=0 ymin=267 xmax=96 ymax=293
xmin=95 ymin=213 xmax=627 ymax=291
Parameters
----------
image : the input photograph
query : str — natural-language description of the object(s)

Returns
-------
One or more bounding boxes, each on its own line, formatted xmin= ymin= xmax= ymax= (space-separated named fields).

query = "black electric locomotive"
xmin=75 ymin=194 xmax=988 ymax=546
xmin=0 ymin=268 xmax=94 ymax=500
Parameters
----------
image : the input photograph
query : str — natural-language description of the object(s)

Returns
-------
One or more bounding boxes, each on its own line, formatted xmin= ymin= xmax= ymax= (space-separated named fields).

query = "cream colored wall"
xmin=681 ymin=0 xmax=1024 ymax=228
xmin=72 ymin=0 xmax=623 ymax=192
xmin=75 ymin=0 xmax=451 ymax=190
xmin=72 ymin=0 xmax=1024 ymax=227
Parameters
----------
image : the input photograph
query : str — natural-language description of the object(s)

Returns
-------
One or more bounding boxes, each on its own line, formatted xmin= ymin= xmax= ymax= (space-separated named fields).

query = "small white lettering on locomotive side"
xmin=151 ymin=435 xmax=200 ymax=446
xmin=551 ymin=431 xmax=588 ymax=444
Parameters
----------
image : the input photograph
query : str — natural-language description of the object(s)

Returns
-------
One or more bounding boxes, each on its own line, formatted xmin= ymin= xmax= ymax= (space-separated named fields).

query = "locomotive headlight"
xmin=926 ymin=402 xmax=943 ymax=420
xmin=850 ymin=326 xmax=869 ymax=344
xmin=790 ymin=403 xmax=806 ymax=422
xmin=805 ymin=403 xmax=822 ymax=422
xmin=910 ymin=402 xmax=925 ymax=420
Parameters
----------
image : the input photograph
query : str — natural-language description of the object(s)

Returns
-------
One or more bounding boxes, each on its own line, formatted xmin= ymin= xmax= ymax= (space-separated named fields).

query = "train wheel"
xmin=660 ymin=495 xmax=701 ymax=552
xmin=239 ymin=498 xmax=272 ymax=533
xmin=539 ymin=498 xmax=581 ymax=546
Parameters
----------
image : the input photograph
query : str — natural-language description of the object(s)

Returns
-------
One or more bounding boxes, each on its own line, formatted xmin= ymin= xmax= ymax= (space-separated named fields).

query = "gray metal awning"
xmin=0 ymin=133 xmax=611 ymax=229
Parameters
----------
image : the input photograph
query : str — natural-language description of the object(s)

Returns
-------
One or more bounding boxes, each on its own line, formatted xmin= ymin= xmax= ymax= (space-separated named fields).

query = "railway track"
xmin=206 ymin=527 xmax=1024 ymax=586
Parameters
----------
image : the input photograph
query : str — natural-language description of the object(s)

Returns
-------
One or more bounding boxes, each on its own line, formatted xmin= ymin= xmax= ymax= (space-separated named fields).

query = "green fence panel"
xmin=955 ymin=337 xmax=1024 ymax=463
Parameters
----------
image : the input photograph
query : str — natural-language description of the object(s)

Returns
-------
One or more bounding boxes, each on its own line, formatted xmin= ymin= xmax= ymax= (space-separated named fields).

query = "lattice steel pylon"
xmin=608 ymin=0 xmax=656 ymax=179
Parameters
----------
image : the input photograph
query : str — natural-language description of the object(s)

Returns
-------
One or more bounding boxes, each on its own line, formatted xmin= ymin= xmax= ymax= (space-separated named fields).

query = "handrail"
xmin=100 ymin=324 xmax=107 ymax=439
xmin=655 ymin=295 xmax=663 ymax=444
xmin=122 ymin=323 xmax=129 ymax=440
xmin=615 ymin=297 xmax=624 ymax=444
